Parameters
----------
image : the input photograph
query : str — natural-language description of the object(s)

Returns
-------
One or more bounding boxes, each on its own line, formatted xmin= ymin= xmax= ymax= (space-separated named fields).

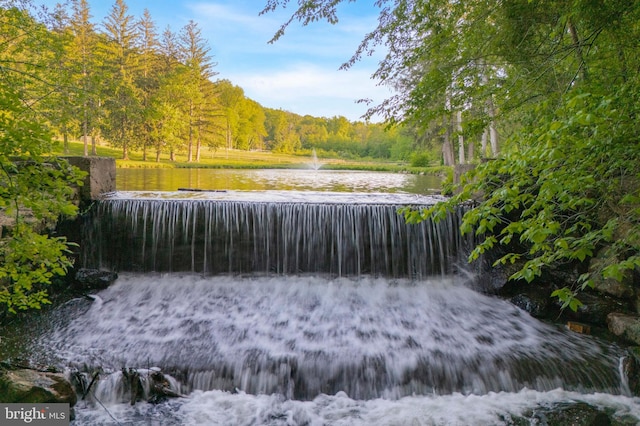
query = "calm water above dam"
xmin=116 ymin=168 xmax=443 ymax=194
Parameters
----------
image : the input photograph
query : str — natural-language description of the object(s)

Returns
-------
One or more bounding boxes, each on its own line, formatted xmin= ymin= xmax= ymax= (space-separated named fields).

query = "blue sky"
xmin=40 ymin=0 xmax=390 ymax=121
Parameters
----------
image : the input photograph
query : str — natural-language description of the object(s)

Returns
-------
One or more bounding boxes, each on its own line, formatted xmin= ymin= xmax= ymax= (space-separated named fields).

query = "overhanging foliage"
xmin=264 ymin=0 xmax=640 ymax=309
xmin=0 ymin=4 xmax=86 ymax=314
xmin=404 ymin=89 xmax=640 ymax=309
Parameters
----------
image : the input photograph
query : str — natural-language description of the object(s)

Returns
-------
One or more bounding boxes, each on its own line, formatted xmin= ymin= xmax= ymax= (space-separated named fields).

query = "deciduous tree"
xmin=0 ymin=3 xmax=85 ymax=313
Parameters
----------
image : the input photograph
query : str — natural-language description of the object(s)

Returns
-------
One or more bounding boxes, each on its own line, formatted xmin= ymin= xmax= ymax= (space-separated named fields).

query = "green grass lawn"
xmin=51 ymin=140 xmax=449 ymax=176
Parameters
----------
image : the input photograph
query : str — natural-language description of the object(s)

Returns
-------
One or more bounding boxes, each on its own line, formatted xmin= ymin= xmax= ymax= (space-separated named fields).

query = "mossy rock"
xmin=509 ymin=401 xmax=637 ymax=426
xmin=0 ymin=368 xmax=76 ymax=405
xmin=608 ymin=313 xmax=640 ymax=345
xmin=623 ymin=347 xmax=640 ymax=396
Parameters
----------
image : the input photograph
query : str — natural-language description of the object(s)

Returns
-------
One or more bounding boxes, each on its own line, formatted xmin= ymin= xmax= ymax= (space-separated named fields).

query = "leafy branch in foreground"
xmin=0 ymin=6 xmax=87 ymax=313
xmin=0 ymin=225 xmax=76 ymax=313
xmin=0 ymin=130 xmax=85 ymax=314
xmin=403 ymin=91 xmax=640 ymax=311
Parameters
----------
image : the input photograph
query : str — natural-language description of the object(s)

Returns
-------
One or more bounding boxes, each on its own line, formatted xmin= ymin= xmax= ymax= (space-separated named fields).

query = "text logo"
xmin=1 ymin=404 xmax=69 ymax=426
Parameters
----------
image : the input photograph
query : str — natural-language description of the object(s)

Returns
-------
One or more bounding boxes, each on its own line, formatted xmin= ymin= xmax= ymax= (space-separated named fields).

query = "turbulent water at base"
xmin=36 ymin=274 xmax=639 ymax=425
xmin=71 ymin=389 xmax=640 ymax=426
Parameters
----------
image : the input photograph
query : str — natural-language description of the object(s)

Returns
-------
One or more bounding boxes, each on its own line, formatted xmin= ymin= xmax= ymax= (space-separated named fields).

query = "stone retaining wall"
xmin=63 ymin=156 xmax=116 ymax=208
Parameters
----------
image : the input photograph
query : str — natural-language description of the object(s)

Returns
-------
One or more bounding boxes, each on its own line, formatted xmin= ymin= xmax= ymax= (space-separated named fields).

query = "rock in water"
xmin=0 ymin=368 xmax=77 ymax=404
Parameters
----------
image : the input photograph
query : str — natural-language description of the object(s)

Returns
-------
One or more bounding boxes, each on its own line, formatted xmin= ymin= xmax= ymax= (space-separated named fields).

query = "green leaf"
xmin=551 ymin=287 xmax=583 ymax=312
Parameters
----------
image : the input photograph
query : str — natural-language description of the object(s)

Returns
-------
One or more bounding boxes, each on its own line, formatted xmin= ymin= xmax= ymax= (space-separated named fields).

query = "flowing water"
xmin=37 ymin=274 xmax=639 ymax=425
xmin=81 ymin=191 xmax=463 ymax=277
xmin=23 ymin=171 xmax=640 ymax=424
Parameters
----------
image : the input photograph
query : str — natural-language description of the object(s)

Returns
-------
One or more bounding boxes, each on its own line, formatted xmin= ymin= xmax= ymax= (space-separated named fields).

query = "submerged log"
xmin=122 ymin=368 xmax=143 ymax=405
xmin=81 ymin=371 xmax=100 ymax=400
xmin=148 ymin=368 xmax=186 ymax=403
xmin=177 ymin=188 xmax=227 ymax=192
xmin=122 ymin=367 xmax=186 ymax=405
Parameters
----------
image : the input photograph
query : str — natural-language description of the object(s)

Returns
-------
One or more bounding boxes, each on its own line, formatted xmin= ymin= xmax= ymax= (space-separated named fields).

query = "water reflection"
xmin=116 ymin=168 xmax=443 ymax=195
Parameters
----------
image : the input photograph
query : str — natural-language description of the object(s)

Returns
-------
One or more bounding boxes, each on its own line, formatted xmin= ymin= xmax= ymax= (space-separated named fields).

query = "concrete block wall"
xmin=63 ymin=156 xmax=116 ymax=208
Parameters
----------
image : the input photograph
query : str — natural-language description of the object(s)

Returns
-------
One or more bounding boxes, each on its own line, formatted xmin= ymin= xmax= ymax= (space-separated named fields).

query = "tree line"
xmin=2 ymin=0 xmax=459 ymax=165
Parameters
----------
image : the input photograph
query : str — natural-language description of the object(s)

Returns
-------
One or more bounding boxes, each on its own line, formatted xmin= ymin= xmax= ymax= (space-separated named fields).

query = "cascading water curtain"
xmin=82 ymin=198 xmax=473 ymax=278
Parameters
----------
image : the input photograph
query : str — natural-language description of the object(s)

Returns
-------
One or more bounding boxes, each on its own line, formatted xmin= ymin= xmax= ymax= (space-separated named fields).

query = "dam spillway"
xmin=81 ymin=190 xmax=470 ymax=278
xmin=36 ymin=187 xmax=638 ymax=424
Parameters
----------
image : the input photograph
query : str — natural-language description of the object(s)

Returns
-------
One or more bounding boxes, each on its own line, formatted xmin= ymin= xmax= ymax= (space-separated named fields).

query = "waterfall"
xmin=81 ymin=193 xmax=470 ymax=277
xmin=39 ymin=190 xmax=635 ymax=424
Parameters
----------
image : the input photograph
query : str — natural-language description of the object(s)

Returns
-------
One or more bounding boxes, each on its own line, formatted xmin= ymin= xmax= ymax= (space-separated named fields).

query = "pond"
xmin=116 ymin=168 xmax=443 ymax=194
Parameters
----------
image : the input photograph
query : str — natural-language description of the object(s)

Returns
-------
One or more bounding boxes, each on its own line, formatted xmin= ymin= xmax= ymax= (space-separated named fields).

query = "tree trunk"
xmin=489 ymin=121 xmax=499 ymax=157
xmin=442 ymin=115 xmax=455 ymax=166
xmin=82 ymin=134 xmax=88 ymax=157
xmin=456 ymin=110 xmax=465 ymax=165
xmin=480 ymin=58 xmax=499 ymax=157
xmin=187 ymin=103 xmax=194 ymax=162
xmin=83 ymin=107 xmax=88 ymax=157
xmin=195 ymin=126 xmax=202 ymax=163
xmin=142 ymin=138 xmax=147 ymax=162
xmin=188 ymin=127 xmax=193 ymax=162
xmin=63 ymin=132 xmax=69 ymax=154
xmin=226 ymin=118 xmax=232 ymax=159
xmin=568 ymin=20 xmax=588 ymax=82
xmin=91 ymin=135 xmax=97 ymax=156
xmin=486 ymin=96 xmax=499 ymax=157
xmin=481 ymin=128 xmax=488 ymax=159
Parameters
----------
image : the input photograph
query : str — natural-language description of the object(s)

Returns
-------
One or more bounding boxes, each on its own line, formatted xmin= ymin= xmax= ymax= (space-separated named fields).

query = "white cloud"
xmin=189 ymin=1 xmax=390 ymax=121
xmin=188 ymin=2 xmax=276 ymax=31
xmin=231 ymin=63 xmax=390 ymax=121
xmin=236 ymin=63 xmax=370 ymax=99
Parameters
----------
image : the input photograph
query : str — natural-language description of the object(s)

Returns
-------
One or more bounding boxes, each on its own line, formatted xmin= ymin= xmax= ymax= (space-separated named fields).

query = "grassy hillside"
xmin=52 ymin=140 xmax=450 ymax=176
